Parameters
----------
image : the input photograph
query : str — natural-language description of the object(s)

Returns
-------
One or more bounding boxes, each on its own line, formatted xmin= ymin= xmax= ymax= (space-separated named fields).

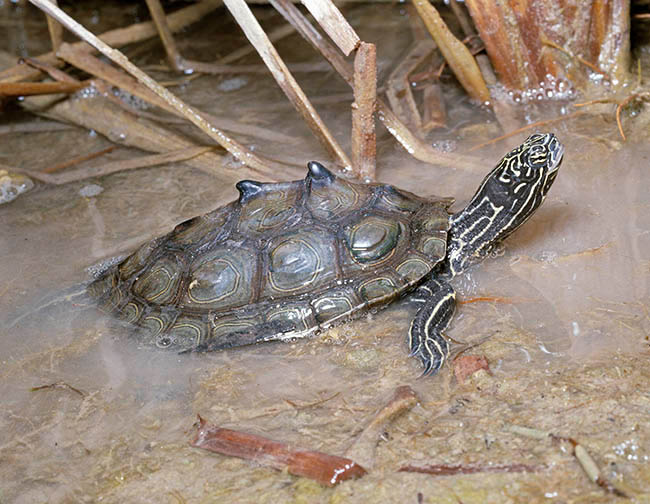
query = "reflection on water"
xmin=1 ymin=4 xmax=649 ymax=503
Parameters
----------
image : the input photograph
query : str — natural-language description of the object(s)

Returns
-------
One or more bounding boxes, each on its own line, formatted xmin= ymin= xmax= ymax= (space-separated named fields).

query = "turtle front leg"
xmin=408 ymin=277 xmax=456 ymax=376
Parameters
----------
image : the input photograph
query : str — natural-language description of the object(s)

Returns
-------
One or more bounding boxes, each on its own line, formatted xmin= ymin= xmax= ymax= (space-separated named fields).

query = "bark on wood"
xmin=351 ymin=42 xmax=376 ymax=180
xmin=464 ymin=0 xmax=630 ymax=91
xmin=191 ymin=416 xmax=367 ymax=487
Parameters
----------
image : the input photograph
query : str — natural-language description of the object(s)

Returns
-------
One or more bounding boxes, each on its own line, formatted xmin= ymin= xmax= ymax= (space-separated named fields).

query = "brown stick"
xmin=386 ymin=40 xmax=435 ymax=131
xmin=223 ymin=0 xmax=351 ymax=170
xmin=271 ymin=0 xmax=483 ymax=173
xmin=0 ymin=120 xmax=73 ymax=136
xmin=144 ymin=0 xmax=186 ymax=72
xmin=0 ymin=80 xmax=86 ymax=96
xmin=399 ymin=463 xmax=540 ymax=475
xmin=351 ymin=42 xmax=376 ymax=180
xmin=29 ymin=146 xmax=217 ymax=185
xmin=300 ymin=0 xmax=360 ymax=56
xmin=345 ymin=386 xmax=418 ymax=470
xmin=20 ymin=56 xmax=80 ymax=83
xmin=30 ymin=381 xmax=86 ymax=397
xmin=421 ymin=84 xmax=447 ymax=131
xmin=43 ymin=0 xmax=63 ymax=52
xmin=412 ymin=0 xmax=489 ymax=103
xmin=1 ymin=0 xmax=222 ymax=84
xmin=43 ymin=145 xmax=118 ymax=174
xmin=29 ymin=0 xmax=275 ymax=176
xmin=191 ymin=416 xmax=367 ymax=487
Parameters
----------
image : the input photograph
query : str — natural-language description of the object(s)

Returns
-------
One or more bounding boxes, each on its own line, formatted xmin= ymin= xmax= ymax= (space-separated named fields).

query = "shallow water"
xmin=1 ymin=3 xmax=649 ymax=503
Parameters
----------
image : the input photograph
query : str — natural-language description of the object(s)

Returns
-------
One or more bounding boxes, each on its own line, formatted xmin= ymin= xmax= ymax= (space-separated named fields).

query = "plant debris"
xmin=507 ymin=424 xmax=629 ymax=498
xmin=190 ymin=415 xmax=367 ymax=487
xmin=345 ymin=385 xmax=418 ymax=470
xmin=30 ymin=381 xmax=86 ymax=397
xmin=399 ymin=462 xmax=541 ymax=476
xmin=453 ymin=354 xmax=490 ymax=384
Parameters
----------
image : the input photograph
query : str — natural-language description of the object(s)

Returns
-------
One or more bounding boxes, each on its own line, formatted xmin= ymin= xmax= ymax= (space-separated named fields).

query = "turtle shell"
xmin=89 ymin=162 xmax=454 ymax=351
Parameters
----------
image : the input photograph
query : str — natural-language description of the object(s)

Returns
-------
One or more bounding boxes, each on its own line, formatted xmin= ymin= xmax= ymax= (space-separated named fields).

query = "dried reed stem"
xmin=44 ymin=0 xmax=63 ymax=52
xmin=2 ymin=0 xmax=222 ymax=83
xmin=399 ymin=463 xmax=540 ymax=475
xmin=421 ymin=84 xmax=446 ymax=131
xmin=351 ymin=42 xmax=377 ymax=180
xmin=386 ymin=40 xmax=435 ymax=132
xmin=144 ymin=0 xmax=186 ymax=72
xmin=300 ymin=0 xmax=360 ymax=56
xmin=44 ymin=145 xmax=117 ymax=174
xmin=29 ymin=0 xmax=275 ymax=176
xmin=412 ymin=0 xmax=489 ymax=103
xmin=271 ymin=0 xmax=483 ymax=173
xmin=224 ymin=0 xmax=352 ymax=170
xmin=0 ymin=80 xmax=86 ymax=96
xmin=345 ymin=386 xmax=418 ymax=470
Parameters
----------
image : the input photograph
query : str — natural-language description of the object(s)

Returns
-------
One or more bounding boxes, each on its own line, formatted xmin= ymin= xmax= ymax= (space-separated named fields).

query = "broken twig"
xmin=345 ymin=385 xmax=418 ymax=470
xmin=399 ymin=463 xmax=540 ymax=476
xmin=351 ymin=42 xmax=377 ymax=180
xmin=0 ymin=80 xmax=86 ymax=97
xmin=31 ymin=381 xmax=86 ymax=397
xmin=191 ymin=416 xmax=367 ymax=487
xmin=386 ymin=40 xmax=435 ymax=132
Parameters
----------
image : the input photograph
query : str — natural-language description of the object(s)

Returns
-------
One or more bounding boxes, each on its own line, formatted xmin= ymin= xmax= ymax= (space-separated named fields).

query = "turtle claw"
xmin=414 ymin=346 xmax=444 ymax=377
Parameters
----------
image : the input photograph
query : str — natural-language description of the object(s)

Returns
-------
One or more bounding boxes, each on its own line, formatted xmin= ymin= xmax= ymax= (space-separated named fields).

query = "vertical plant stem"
xmin=351 ymin=42 xmax=377 ymax=180
xmin=144 ymin=0 xmax=185 ymax=71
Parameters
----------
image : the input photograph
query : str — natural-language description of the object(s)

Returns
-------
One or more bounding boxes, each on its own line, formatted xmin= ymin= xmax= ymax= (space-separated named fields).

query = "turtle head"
xmin=447 ymin=132 xmax=563 ymax=275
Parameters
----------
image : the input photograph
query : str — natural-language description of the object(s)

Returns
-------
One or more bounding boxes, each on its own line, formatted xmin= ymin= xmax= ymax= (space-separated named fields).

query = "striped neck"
xmin=445 ymin=133 xmax=563 ymax=276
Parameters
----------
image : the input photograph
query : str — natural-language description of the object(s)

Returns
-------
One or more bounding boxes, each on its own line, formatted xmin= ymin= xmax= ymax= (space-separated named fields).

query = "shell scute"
xmin=182 ymin=246 xmax=256 ymax=310
xmin=132 ymin=253 xmax=184 ymax=305
xmin=306 ymin=173 xmax=373 ymax=220
xmin=263 ymin=228 xmax=337 ymax=296
xmin=236 ymin=181 xmax=302 ymax=236
xmin=311 ymin=287 xmax=360 ymax=326
xmin=344 ymin=215 xmax=404 ymax=264
xmin=356 ymin=271 xmax=404 ymax=304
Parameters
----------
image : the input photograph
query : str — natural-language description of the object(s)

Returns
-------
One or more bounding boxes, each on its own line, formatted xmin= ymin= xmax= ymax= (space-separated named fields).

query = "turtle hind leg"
xmin=187 ymin=319 xmax=309 ymax=354
xmin=408 ymin=278 xmax=456 ymax=376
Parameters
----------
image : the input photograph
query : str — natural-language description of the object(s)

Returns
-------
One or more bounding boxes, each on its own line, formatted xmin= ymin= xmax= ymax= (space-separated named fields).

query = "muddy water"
xmin=1 ymin=3 xmax=649 ymax=503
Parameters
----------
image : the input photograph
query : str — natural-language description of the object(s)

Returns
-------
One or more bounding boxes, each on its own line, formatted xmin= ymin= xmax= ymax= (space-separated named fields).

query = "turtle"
xmin=88 ymin=132 xmax=563 ymax=376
